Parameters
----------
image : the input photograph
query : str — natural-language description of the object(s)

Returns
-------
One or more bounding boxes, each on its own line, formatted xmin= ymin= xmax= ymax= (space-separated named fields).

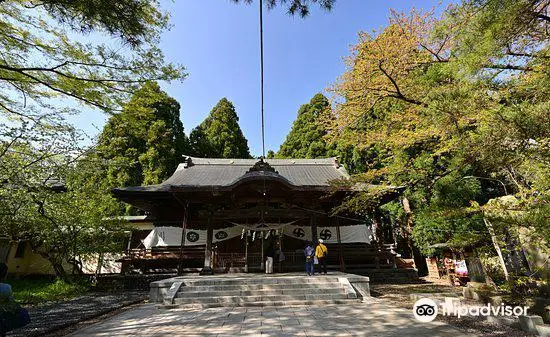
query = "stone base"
xmin=199 ymin=267 xmax=214 ymax=275
xmin=519 ymin=315 xmax=544 ymax=334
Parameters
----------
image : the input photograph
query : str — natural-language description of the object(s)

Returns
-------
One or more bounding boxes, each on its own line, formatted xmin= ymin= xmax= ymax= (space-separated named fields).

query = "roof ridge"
xmin=181 ymin=156 xmax=339 ymax=166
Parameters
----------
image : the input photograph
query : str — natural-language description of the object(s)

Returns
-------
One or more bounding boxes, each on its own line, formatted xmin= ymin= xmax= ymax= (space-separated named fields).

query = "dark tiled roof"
xmin=115 ymin=156 xmax=350 ymax=192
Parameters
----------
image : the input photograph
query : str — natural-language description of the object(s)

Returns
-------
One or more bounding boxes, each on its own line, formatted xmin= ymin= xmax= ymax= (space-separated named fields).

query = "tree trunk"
xmin=50 ymin=259 xmax=69 ymax=282
xmin=401 ymin=197 xmax=428 ymax=276
xmin=483 ymin=217 xmax=509 ymax=281
xmin=30 ymin=242 xmax=72 ymax=282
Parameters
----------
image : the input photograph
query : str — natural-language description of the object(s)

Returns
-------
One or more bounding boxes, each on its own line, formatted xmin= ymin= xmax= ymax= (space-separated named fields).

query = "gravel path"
xmin=7 ymin=291 xmax=147 ymax=337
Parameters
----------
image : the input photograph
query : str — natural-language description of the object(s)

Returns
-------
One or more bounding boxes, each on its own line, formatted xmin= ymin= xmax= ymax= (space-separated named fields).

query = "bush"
xmin=480 ymin=255 xmax=506 ymax=285
xmin=500 ymin=276 xmax=549 ymax=298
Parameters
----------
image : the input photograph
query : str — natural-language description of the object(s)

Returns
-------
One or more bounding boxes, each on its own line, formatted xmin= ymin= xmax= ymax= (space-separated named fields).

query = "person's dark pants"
xmin=317 ymin=257 xmax=327 ymax=274
xmin=305 ymin=259 xmax=314 ymax=275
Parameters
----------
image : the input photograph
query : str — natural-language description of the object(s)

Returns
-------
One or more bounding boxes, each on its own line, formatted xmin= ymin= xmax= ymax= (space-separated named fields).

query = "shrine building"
xmin=113 ymin=156 xmax=404 ymax=275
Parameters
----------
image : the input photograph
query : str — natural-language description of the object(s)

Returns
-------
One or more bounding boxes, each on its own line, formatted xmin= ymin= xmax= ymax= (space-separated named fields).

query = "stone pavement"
xmin=69 ymin=298 xmax=476 ymax=337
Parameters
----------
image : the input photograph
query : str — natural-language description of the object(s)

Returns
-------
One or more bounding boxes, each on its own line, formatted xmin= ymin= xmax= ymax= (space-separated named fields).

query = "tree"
xmin=0 ymin=0 xmax=183 ymax=120
xmin=277 ymin=93 xmax=332 ymax=159
xmin=0 ymin=0 xmax=185 ymax=230
xmin=0 ymin=147 xmax=127 ymax=281
xmin=189 ymin=98 xmax=251 ymax=159
xmin=231 ymin=0 xmax=334 ymax=17
xmin=327 ymin=1 xmax=549 ymax=269
xmin=95 ymin=82 xmax=188 ymax=188
xmin=0 ymin=0 xmax=184 ymax=194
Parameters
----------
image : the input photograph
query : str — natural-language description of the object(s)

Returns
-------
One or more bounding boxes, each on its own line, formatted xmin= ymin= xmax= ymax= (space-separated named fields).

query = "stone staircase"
xmin=151 ymin=274 xmax=367 ymax=308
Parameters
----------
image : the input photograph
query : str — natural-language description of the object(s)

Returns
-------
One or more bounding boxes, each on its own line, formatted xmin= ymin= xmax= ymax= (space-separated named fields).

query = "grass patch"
xmin=7 ymin=277 xmax=89 ymax=305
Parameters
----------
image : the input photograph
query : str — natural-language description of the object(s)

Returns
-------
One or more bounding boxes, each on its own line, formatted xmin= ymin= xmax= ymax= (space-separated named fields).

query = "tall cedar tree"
xmin=277 ymin=94 xmax=332 ymax=159
xmin=189 ymin=98 xmax=251 ymax=158
xmin=96 ymin=82 xmax=188 ymax=187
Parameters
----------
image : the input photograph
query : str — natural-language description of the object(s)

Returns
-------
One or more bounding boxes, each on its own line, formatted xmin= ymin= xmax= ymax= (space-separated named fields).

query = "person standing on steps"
xmin=265 ymin=244 xmax=275 ymax=274
xmin=304 ymin=242 xmax=315 ymax=276
xmin=315 ymin=239 xmax=328 ymax=275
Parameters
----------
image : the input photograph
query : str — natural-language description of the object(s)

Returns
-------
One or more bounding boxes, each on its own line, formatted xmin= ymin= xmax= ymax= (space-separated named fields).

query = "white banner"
xmin=283 ymin=226 xmax=313 ymax=242
xmin=143 ymin=224 xmax=374 ymax=248
xmin=315 ymin=225 xmax=373 ymax=244
xmin=143 ymin=226 xmax=243 ymax=248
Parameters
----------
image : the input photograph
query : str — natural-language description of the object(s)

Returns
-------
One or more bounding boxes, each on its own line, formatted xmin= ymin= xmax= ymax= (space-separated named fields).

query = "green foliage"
xmin=0 ymin=0 xmax=183 ymax=124
xmin=36 ymin=0 xmax=169 ymax=46
xmin=9 ymin=277 xmax=89 ymax=305
xmin=231 ymin=0 xmax=334 ymax=17
xmin=96 ymin=82 xmax=188 ymax=188
xmin=441 ymin=0 xmax=548 ymax=75
xmin=0 ymin=0 xmax=182 ymax=279
xmin=326 ymin=1 xmax=549 ymax=257
xmin=499 ymin=276 xmax=549 ymax=298
xmin=413 ymin=212 xmax=488 ymax=256
xmin=277 ymin=93 xmax=332 ymax=159
xmin=329 ymin=144 xmax=370 ymax=175
xmin=0 ymin=146 xmax=128 ymax=280
xmin=480 ymin=255 xmax=507 ymax=285
xmin=189 ymin=98 xmax=251 ymax=158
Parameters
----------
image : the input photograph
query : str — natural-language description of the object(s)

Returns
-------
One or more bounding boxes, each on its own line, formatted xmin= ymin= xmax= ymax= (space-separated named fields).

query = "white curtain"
xmin=142 ymin=226 xmax=243 ymax=248
xmin=313 ymin=225 xmax=373 ymax=244
xmin=142 ymin=223 xmax=374 ymax=249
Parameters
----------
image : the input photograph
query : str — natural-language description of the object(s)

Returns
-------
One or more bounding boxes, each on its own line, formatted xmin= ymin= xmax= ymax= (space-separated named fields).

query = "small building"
xmin=0 ymin=239 xmax=61 ymax=275
xmin=113 ymin=156 xmax=404 ymax=275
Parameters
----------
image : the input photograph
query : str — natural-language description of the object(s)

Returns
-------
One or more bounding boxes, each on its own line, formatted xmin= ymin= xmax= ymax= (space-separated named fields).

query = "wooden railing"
xmin=119 ymin=243 xmax=398 ymax=272
xmin=215 ymin=244 xmax=397 ymax=270
xmin=121 ymin=247 xmax=204 ymax=260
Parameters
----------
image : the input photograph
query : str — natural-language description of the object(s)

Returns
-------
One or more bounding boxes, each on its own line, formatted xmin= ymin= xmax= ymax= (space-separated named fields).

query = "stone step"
xmin=176 ymin=287 xmax=345 ymax=298
xmin=181 ymin=277 xmax=341 ymax=286
xmin=165 ymin=298 xmax=361 ymax=309
xmin=176 ymin=282 xmax=342 ymax=293
xmin=173 ymin=293 xmax=350 ymax=305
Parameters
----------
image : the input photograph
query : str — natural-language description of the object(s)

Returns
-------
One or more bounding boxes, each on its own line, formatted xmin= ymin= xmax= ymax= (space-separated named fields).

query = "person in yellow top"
xmin=315 ymin=239 xmax=328 ymax=275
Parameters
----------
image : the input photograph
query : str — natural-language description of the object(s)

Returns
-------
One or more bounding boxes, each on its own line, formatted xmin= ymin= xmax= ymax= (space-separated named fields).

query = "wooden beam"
xmin=311 ymin=217 xmax=317 ymax=243
xmin=336 ymin=217 xmax=345 ymax=273
xmin=200 ymin=227 xmax=214 ymax=275
xmin=176 ymin=198 xmax=189 ymax=276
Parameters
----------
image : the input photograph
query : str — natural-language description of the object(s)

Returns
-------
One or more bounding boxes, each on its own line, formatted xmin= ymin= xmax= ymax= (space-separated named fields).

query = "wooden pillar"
xmin=261 ymin=229 xmax=265 ymax=271
xmin=336 ymin=218 xmax=345 ymax=273
xmin=200 ymin=214 xmax=214 ymax=275
xmin=277 ymin=229 xmax=282 ymax=273
xmin=126 ymin=231 xmax=133 ymax=252
xmin=311 ymin=217 xmax=318 ymax=243
xmin=374 ymin=209 xmax=385 ymax=245
xmin=244 ymin=231 xmax=249 ymax=273
xmin=177 ymin=200 xmax=189 ymax=276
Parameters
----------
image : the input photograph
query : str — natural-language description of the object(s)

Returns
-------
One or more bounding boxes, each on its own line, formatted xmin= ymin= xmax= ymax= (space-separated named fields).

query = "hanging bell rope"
xmin=259 ymin=0 xmax=265 ymax=159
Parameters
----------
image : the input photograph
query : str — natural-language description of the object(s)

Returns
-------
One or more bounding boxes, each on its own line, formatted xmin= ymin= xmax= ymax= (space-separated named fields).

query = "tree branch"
xmin=485 ymin=64 xmax=534 ymax=71
xmin=377 ymin=61 xmax=426 ymax=106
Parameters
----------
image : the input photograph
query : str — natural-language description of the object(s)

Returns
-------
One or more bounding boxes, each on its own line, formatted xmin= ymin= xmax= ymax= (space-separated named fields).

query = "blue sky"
xmin=80 ymin=0 xmax=449 ymax=157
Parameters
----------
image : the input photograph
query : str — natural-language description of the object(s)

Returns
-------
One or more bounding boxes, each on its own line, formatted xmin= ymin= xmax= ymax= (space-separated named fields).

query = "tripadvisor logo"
xmin=413 ymin=298 xmax=438 ymax=322
xmin=413 ymin=298 xmax=530 ymax=322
